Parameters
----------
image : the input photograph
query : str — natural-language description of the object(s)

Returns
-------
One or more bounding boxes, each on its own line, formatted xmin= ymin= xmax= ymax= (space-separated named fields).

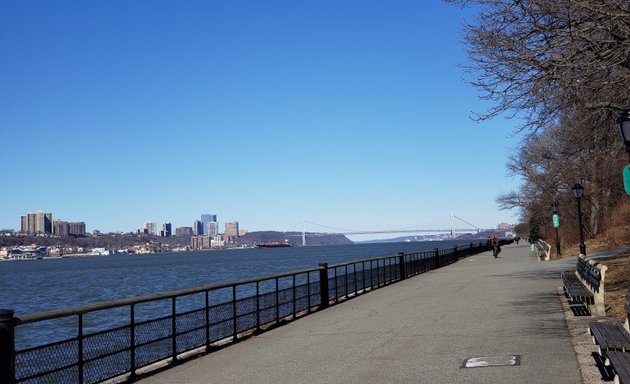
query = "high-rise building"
xmin=21 ymin=211 xmax=53 ymax=235
xmin=192 ymin=220 xmax=203 ymax=236
xmin=224 ymin=221 xmax=239 ymax=238
xmin=68 ymin=222 xmax=86 ymax=236
xmin=200 ymin=214 xmax=217 ymax=235
xmin=144 ymin=221 xmax=157 ymax=236
xmin=207 ymin=221 xmax=219 ymax=236
xmin=162 ymin=222 xmax=172 ymax=237
xmin=53 ymin=220 xmax=69 ymax=236
xmin=175 ymin=227 xmax=193 ymax=236
xmin=52 ymin=220 xmax=85 ymax=236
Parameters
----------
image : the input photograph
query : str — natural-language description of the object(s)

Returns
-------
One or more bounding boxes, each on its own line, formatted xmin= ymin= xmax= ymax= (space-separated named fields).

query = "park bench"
xmin=589 ymin=288 xmax=630 ymax=384
xmin=561 ymin=254 xmax=607 ymax=316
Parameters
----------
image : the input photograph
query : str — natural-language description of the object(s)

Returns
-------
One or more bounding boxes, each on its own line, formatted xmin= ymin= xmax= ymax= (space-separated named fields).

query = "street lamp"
xmin=617 ymin=109 xmax=630 ymax=158
xmin=551 ymin=202 xmax=561 ymax=256
xmin=616 ymin=109 xmax=630 ymax=195
xmin=572 ymin=183 xmax=586 ymax=255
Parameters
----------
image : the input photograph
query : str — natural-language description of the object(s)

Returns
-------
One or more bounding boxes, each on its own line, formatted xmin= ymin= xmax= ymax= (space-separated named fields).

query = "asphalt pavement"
xmin=140 ymin=243 xmax=582 ymax=384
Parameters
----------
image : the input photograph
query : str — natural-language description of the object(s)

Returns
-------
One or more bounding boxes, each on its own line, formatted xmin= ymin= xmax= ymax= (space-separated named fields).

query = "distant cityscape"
xmin=0 ymin=210 xmax=516 ymax=260
xmin=3 ymin=210 xmax=249 ymax=259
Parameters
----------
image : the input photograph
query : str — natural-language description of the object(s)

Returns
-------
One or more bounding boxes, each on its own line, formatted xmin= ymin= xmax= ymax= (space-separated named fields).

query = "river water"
xmin=0 ymin=240 xmax=483 ymax=316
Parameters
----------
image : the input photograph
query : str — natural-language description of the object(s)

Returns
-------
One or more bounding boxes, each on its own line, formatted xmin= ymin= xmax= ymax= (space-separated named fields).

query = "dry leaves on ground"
xmin=603 ymin=253 xmax=630 ymax=321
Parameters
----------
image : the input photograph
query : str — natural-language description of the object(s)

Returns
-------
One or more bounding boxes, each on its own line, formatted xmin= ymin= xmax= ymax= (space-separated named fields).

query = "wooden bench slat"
xmin=590 ymin=322 xmax=630 ymax=351
xmin=605 ymin=351 xmax=630 ymax=384
xmin=562 ymin=271 xmax=593 ymax=302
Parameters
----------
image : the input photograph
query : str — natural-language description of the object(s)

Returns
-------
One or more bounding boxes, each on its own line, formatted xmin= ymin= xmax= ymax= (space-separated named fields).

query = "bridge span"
xmin=296 ymin=214 xmax=484 ymax=245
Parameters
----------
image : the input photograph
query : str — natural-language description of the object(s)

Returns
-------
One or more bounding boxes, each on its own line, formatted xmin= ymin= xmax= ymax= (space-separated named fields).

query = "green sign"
xmin=624 ymin=165 xmax=630 ymax=196
xmin=552 ymin=214 xmax=560 ymax=228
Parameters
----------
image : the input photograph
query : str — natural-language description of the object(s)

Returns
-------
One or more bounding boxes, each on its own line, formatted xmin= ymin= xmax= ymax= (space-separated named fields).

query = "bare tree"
xmin=449 ymin=0 xmax=630 ymax=132
xmin=451 ymin=0 xmax=630 ymax=245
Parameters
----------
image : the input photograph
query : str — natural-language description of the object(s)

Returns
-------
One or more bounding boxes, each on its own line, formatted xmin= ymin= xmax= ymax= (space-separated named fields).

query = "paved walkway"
xmin=140 ymin=244 xmax=583 ymax=384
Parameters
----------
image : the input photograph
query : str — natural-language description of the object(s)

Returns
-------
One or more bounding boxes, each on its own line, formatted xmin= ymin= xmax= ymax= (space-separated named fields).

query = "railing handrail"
xmin=17 ymin=247 xmax=462 ymax=324
xmin=17 ymin=265 xmax=323 ymax=324
xmin=328 ymin=250 xmax=427 ymax=269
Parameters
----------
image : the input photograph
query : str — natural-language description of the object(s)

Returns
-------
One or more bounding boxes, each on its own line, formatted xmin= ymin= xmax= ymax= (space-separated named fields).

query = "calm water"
xmin=0 ymin=240 xmax=480 ymax=316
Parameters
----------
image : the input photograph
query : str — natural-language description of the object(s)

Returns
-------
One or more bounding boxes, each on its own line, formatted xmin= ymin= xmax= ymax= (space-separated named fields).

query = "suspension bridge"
xmin=287 ymin=214 xmax=486 ymax=246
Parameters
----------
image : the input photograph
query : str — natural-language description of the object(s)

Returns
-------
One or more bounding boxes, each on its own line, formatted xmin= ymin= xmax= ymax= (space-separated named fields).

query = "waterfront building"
xmin=211 ymin=235 xmax=224 ymax=248
xmin=20 ymin=211 xmax=53 ymax=235
xmin=207 ymin=221 xmax=219 ymax=236
xmin=200 ymin=214 xmax=217 ymax=235
xmin=192 ymin=220 xmax=203 ymax=236
xmin=68 ymin=222 xmax=86 ymax=236
xmin=9 ymin=246 xmax=47 ymax=259
xmin=53 ymin=220 xmax=69 ymax=236
xmin=144 ymin=221 xmax=157 ymax=236
xmin=191 ymin=235 xmax=211 ymax=250
xmin=162 ymin=222 xmax=172 ymax=237
xmin=225 ymin=221 xmax=239 ymax=237
xmin=52 ymin=220 xmax=85 ymax=237
xmin=224 ymin=221 xmax=239 ymax=243
xmin=175 ymin=227 xmax=193 ymax=236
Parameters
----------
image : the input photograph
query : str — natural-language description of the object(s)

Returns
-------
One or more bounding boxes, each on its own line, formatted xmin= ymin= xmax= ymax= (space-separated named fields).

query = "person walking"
xmin=490 ymin=234 xmax=500 ymax=258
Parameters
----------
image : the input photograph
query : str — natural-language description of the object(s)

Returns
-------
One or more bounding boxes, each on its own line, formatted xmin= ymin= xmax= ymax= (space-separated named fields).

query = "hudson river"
xmin=0 ymin=240 xmax=485 ymax=315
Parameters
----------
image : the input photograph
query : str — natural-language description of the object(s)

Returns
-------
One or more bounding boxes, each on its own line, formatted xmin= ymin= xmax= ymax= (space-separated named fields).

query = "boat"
xmin=255 ymin=241 xmax=291 ymax=248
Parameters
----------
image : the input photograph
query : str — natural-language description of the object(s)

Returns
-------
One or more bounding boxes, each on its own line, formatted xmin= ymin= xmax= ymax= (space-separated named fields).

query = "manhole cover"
xmin=461 ymin=355 xmax=521 ymax=368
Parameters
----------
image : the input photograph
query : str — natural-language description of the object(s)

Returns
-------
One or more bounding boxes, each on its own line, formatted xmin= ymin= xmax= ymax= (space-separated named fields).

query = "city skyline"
xmin=8 ymin=209 xmax=511 ymax=239
xmin=1 ymin=2 xmax=523 ymax=239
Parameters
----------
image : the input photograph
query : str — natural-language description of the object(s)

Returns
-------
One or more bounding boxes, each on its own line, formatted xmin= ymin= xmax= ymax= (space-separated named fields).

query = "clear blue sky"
xmin=0 ymin=1 xmax=522 ymax=239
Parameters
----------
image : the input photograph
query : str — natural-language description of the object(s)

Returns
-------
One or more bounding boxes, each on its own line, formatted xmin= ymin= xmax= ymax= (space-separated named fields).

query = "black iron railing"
xmin=0 ymin=242 xmax=491 ymax=384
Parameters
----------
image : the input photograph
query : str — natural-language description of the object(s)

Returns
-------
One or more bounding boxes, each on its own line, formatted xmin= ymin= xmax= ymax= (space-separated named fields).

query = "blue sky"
xmin=0 ymin=1 xmax=522 ymax=239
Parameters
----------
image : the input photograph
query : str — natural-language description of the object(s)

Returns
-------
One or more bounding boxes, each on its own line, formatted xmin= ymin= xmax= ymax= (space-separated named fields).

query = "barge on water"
xmin=255 ymin=241 xmax=291 ymax=248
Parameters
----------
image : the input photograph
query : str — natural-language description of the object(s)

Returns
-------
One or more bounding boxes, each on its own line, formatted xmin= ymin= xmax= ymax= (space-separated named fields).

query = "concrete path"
xmin=140 ymin=244 xmax=581 ymax=384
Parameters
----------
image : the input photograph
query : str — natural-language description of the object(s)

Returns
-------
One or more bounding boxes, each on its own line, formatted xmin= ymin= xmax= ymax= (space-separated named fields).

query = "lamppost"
xmin=617 ymin=109 xmax=630 ymax=160
xmin=616 ymin=109 xmax=630 ymax=195
xmin=551 ymin=202 xmax=561 ymax=256
xmin=572 ymin=183 xmax=586 ymax=255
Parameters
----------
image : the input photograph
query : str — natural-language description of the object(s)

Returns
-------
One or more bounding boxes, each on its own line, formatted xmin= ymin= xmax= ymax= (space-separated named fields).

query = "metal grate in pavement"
xmin=461 ymin=355 xmax=522 ymax=368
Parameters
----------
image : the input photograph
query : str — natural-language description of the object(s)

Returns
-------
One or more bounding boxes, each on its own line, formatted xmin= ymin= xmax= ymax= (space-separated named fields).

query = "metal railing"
xmin=0 ymin=242 xmax=489 ymax=384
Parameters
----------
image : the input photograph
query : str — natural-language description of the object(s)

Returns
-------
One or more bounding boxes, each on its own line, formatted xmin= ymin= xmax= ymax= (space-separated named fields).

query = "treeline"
xmin=449 ymin=0 xmax=630 ymax=252
xmin=236 ymin=231 xmax=353 ymax=246
xmin=0 ymin=234 xmax=191 ymax=250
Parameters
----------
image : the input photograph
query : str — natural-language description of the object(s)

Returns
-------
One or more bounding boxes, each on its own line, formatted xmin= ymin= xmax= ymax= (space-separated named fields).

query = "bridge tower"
xmin=302 ymin=219 xmax=306 ymax=246
xmin=450 ymin=214 xmax=455 ymax=239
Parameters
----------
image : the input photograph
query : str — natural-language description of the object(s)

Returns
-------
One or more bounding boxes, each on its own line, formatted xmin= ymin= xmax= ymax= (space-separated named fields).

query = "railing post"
xmin=307 ymin=272 xmax=312 ymax=312
xmin=0 ymin=309 xmax=15 ymax=384
xmin=434 ymin=248 xmax=440 ymax=269
xmin=398 ymin=252 xmax=406 ymax=280
xmin=292 ymin=275 xmax=297 ymax=320
xmin=232 ymin=285 xmax=238 ymax=340
xmin=255 ymin=281 xmax=261 ymax=331
xmin=275 ymin=278 xmax=279 ymax=324
xmin=78 ymin=314 xmax=84 ymax=384
xmin=130 ymin=304 xmax=136 ymax=381
xmin=172 ymin=297 xmax=177 ymax=361
xmin=319 ymin=263 xmax=329 ymax=309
